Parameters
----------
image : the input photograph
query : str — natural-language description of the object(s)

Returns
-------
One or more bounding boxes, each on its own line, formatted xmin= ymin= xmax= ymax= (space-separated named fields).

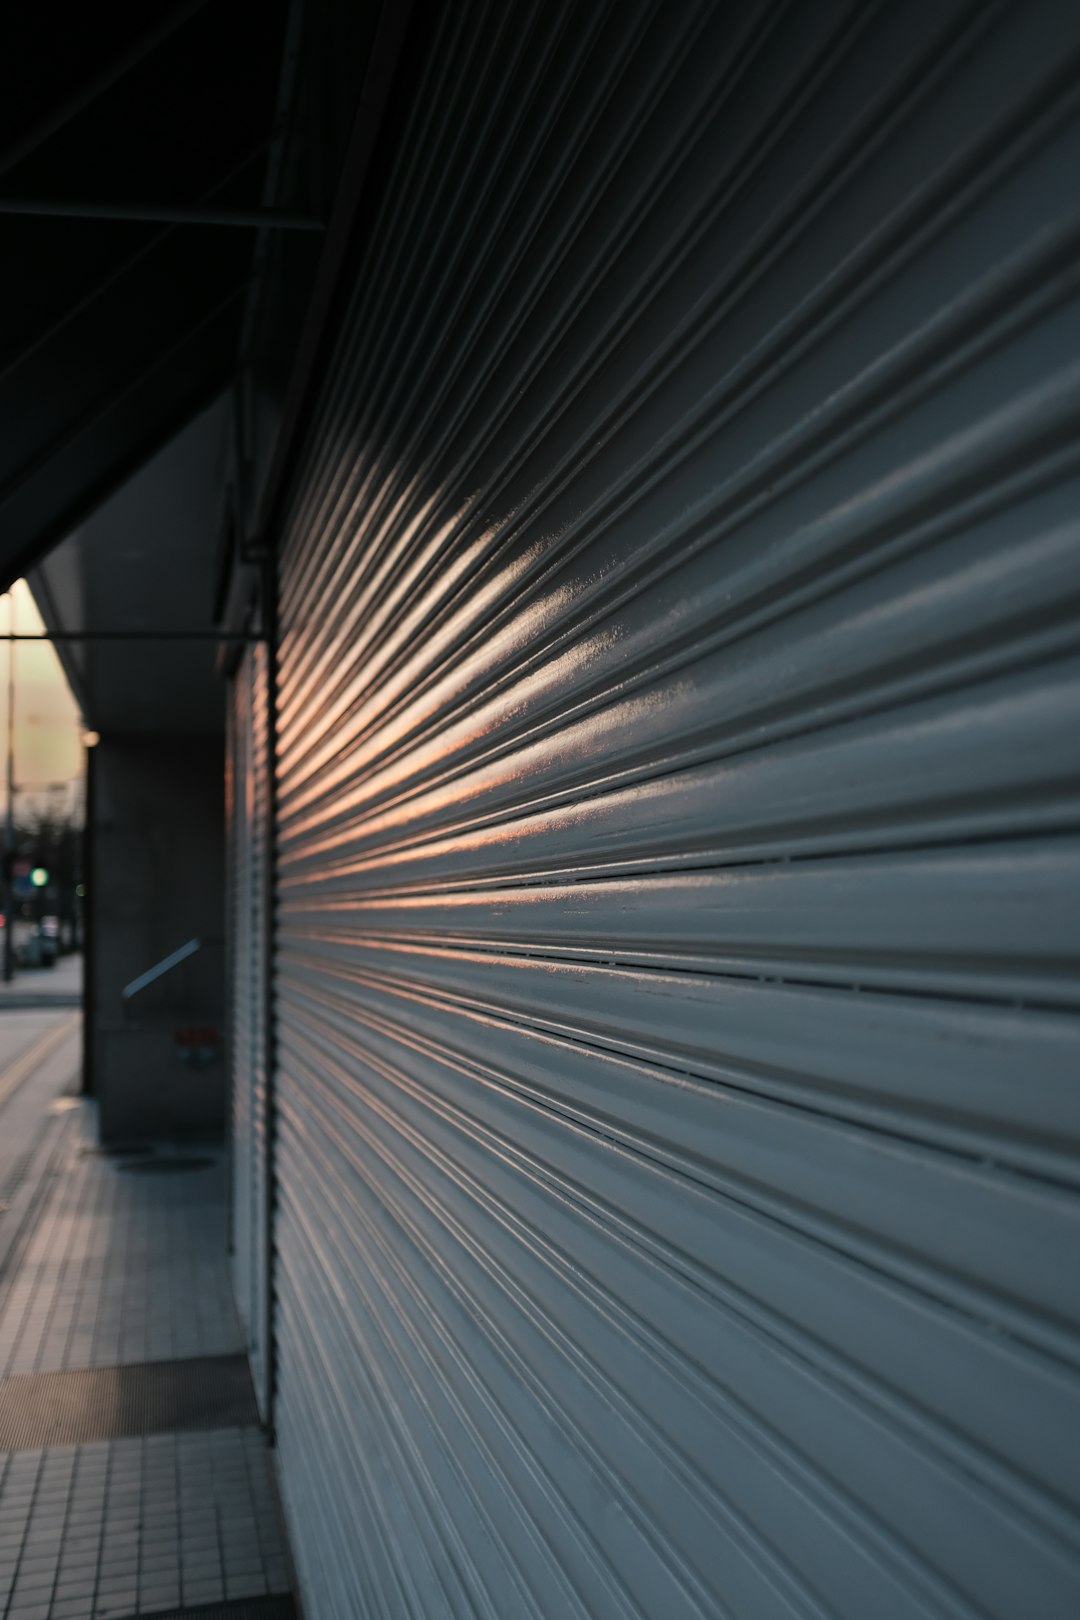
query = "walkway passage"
xmin=0 ymin=1003 xmax=297 ymax=1620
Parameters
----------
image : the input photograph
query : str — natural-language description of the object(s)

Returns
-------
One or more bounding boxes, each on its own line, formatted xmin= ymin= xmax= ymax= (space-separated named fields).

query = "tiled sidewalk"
xmin=0 ymin=1013 xmax=295 ymax=1620
xmin=0 ymin=1142 xmax=243 ymax=1379
xmin=0 ymin=1431 xmax=289 ymax=1619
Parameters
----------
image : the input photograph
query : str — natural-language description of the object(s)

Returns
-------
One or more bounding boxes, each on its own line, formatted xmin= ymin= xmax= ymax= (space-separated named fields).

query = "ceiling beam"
xmin=0 ymin=199 xmax=323 ymax=230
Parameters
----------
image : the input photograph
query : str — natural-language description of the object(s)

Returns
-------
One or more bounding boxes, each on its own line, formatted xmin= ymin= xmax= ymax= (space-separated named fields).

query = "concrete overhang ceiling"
xmin=0 ymin=0 xmax=296 ymax=592
xmin=29 ymin=397 xmax=231 ymax=735
xmin=4 ymin=0 xmax=417 ymax=734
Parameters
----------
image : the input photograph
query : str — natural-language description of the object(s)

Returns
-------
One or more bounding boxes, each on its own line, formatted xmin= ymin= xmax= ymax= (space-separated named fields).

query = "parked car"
xmin=13 ymin=916 xmax=58 ymax=968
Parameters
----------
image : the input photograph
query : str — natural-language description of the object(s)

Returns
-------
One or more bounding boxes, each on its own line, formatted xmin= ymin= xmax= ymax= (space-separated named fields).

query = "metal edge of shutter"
xmin=230 ymin=641 xmax=273 ymax=1424
xmin=249 ymin=637 xmax=271 ymax=1421
xmin=229 ymin=651 xmax=253 ymax=1340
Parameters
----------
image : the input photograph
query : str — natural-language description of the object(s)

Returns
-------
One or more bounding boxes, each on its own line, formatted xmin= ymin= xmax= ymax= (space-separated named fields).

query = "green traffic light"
xmin=30 ymin=867 xmax=48 ymax=887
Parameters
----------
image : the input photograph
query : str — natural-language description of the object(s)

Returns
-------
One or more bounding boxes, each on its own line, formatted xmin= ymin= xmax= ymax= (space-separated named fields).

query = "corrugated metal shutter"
xmin=271 ymin=2 xmax=1080 ymax=1616
xmin=229 ymin=641 xmax=272 ymax=1418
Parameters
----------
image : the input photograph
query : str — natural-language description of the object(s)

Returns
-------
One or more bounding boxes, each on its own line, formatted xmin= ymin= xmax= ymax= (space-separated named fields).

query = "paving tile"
xmin=139 ymin=1552 xmax=180 ymax=1574
xmin=182 ymin=1576 xmax=224 ymax=1603
xmin=227 ymin=1570 xmax=268 ymax=1598
xmin=181 ymin=1557 xmax=222 ymax=1581
xmin=12 ymin=1568 xmax=54 ymax=1591
xmin=14 ymin=1554 xmax=56 ymax=1578
xmin=99 ymin=1535 xmax=138 ymax=1557
xmin=98 ymin=1560 xmax=138 ymax=1584
xmin=139 ymin=1583 xmax=181 ymax=1610
xmin=180 ymin=1535 xmax=220 ymax=1560
xmin=60 ymin=1534 xmax=99 ymax=1555
xmin=52 ymin=1578 xmax=93 ymax=1600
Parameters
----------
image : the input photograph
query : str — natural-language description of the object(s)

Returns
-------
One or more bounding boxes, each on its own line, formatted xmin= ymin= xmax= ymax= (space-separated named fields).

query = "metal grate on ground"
xmin=121 ymin=1599 xmax=296 ymax=1620
xmin=0 ymin=1357 xmax=259 ymax=1452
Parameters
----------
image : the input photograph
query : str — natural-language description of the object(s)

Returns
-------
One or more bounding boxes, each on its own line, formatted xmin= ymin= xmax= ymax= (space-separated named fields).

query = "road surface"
xmin=0 ymin=950 xmax=82 ymax=1011
xmin=0 ymin=1004 xmax=82 ymax=1278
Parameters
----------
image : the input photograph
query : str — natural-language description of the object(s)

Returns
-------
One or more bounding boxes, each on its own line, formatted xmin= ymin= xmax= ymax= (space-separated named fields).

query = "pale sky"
xmin=0 ymin=581 xmax=84 ymax=826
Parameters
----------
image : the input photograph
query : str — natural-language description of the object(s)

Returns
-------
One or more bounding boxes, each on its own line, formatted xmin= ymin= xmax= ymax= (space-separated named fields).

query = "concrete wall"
xmin=88 ymin=734 xmax=225 ymax=1141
